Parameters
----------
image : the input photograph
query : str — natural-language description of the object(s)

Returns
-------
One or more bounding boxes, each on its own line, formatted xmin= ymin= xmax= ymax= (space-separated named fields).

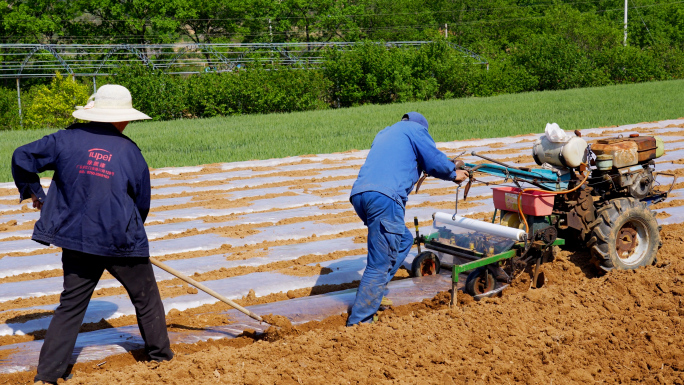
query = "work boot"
xmin=380 ymin=296 xmax=393 ymax=307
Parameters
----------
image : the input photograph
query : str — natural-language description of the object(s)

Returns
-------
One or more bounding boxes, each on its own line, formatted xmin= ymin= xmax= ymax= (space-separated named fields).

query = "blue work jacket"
xmin=350 ymin=113 xmax=456 ymax=206
xmin=11 ymin=122 xmax=151 ymax=257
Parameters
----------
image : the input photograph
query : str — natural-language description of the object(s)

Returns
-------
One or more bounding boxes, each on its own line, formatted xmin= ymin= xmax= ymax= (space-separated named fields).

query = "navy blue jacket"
xmin=350 ymin=112 xmax=456 ymax=206
xmin=12 ymin=122 xmax=151 ymax=257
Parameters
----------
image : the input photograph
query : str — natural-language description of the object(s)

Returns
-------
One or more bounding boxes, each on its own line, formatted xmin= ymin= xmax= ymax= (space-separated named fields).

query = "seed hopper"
xmin=411 ymin=132 xmax=675 ymax=303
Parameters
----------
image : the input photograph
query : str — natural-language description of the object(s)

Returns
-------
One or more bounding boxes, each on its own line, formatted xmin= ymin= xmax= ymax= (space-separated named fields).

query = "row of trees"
xmin=1 ymin=36 xmax=679 ymax=130
xmin=0 ymin=0 xmax=682 ymax=50
xmin=0 ymin=1 xmax=682 ymax=130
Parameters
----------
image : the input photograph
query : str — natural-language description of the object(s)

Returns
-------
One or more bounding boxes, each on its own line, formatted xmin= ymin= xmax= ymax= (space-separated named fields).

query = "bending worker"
xmin=12 ymin=85 xmax=173 ymax=384
xmin=347 ymin=112 xmax=467 ymax=325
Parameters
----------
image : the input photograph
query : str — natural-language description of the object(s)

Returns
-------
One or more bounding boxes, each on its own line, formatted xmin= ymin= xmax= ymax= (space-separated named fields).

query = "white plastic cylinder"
xmin=532 ymin=135 xmax=587 ymax=168
xmin=433 ymin=212 xmax=527 ymax=241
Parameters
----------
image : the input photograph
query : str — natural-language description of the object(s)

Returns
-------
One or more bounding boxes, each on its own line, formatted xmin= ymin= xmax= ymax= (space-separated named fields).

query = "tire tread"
xmin=586 ymin=197 xmax=660 ymax=271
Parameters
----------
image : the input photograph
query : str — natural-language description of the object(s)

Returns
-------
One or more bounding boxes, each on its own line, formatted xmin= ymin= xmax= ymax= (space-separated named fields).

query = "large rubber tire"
xmin=411 ymin=251 xmax=441 ymax=277
xmin=587 ymin=197 xmax=661 ymax=271
xmin=464 ymin=267 xmax=498 ymax=297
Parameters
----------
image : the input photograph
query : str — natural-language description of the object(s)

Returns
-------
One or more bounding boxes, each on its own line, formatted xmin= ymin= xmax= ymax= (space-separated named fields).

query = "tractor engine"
xmin=590 ymin=135 xmax=664 ymax=200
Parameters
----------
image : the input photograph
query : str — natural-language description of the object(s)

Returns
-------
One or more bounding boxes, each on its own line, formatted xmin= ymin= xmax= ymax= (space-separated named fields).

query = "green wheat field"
xmin=1 ymin=79 xmax=683 ymax=183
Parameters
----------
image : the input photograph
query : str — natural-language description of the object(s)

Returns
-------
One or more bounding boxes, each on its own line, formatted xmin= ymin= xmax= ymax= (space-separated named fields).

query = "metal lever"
xmin=414 ymin=217 xmax=421 ymax=254
xmin=415 ymin=172 xmax=427 ymax=193
xmin=463 ymin=177 xmax=473 ymax=200
xmin=471 ymin=151 xmax=523 ymax=170
xmin=453 ymin=185 xmax=460 ymax=221
xmin=452 ymin=151 xmax=466 ymax=160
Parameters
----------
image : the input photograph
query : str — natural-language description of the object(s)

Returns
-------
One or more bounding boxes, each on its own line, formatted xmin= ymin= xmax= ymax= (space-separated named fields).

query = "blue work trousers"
xmin=347 ymin=191 xmax=413 ymax=325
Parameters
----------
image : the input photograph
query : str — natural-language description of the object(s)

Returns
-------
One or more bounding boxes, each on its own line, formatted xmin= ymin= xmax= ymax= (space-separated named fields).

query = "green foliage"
xmin=0 ymin=87 xmax=20 ymax=130
xmin=105 ymin=65 xmax=188 ymax=120
xmin=510 ymin=34 xmax=605 ymax=91
xmin=466 ymin=60 xmax=537 ymax=97
xmin=73 ymin=0 xmax=182 ymax=44
xmin=323 ymin=42 xmax=473 ymax=107
xmin=1 ymin=0 xmax=684 ymax=51
xmin=185 ymin=68 xmax=330 ymax=117
xmin=0 ymin=0 xmax=77 ymax=43
xmin=23 ymin=73 xmax=90 ymax=130
xmin=173 ymin=0 xmax=250 ymax=44
xmin=595 ymin=45 xmax=668 ymax=84
xmin=100 ymin=64 xmax=330 ymax=120
xmin=2 ymin=0 xmax=684 ymax=128
xmin=259 ymin=0 xmax=367 ymax=43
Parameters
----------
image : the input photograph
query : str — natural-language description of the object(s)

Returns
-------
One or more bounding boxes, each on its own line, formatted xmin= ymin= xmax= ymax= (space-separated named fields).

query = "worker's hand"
xmin=454 ymin=170 xmax=469 ymax=184
xmin=30 ymin=193 xmax=43 ymax=211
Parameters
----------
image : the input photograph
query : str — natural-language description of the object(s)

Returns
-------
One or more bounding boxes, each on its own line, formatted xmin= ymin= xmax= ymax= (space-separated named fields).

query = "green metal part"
xmin=424 ymin=232 xmax=439 ymax=242
xmin=451 ymin=237 xmax=565 ymax=284
xmin=452 ymin=248 xmax=517 ymax=285
xmin=417 ymin=230 xmax=565 ymax=285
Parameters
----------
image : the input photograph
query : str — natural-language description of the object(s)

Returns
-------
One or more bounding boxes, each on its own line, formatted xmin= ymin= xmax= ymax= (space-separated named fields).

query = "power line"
xmin=630 ymin=0 xmax=658 ymax=45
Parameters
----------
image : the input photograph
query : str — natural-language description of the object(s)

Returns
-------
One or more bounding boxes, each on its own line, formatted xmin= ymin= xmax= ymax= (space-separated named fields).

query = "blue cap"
xmin=402 ymin=112 xmax=429 ymax=129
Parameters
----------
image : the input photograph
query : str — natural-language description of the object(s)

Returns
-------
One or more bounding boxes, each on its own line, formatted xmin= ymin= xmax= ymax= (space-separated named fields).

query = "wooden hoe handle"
xmin=149 ymin=257 xmax=265 ymax=323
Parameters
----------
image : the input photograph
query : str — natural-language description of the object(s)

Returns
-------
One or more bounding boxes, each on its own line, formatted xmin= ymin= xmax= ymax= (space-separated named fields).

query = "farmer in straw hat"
xmin=12 ymin=85 xmax=173 ymax=384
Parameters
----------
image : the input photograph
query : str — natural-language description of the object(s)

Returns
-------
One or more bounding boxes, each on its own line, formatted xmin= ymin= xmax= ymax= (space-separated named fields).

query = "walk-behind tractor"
xmin=411 ymin=132 xmax=676 ymax=303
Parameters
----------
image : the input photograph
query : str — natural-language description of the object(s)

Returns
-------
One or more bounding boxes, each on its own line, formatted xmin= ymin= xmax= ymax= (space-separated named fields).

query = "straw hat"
xmin=72 ymin=85 xmax=151 ymax=122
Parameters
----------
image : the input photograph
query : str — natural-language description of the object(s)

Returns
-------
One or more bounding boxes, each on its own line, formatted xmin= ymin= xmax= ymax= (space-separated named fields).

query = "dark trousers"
xmin=35 ymin=249 xmax=173 ymax=383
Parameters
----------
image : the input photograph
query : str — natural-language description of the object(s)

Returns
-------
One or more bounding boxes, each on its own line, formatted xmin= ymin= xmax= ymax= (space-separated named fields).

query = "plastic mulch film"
xmin=0 ymin=249 xmax=419 ymax=338
xmin=150 ymin=165 xmax=203 ymax=175
xmin=148 ymin=220 xmax=364 ymax=256
xmin=0 ymin=210 xmax=40 ymax=225
xmin=0 ymin=273 xmax=452 ymax=374
xmin=151 ymin=175 xmax=296 ymax=195
xmin=0 ymin=229 xmax=31 ymax=240
xmin=0 ymin=238 xmax=369 ymax=336
xmin=0 ymin=239 xmax=55 ymax=254
xmin=149 ymin=195 xmax=194 ymax=209
xmin=146 ymin=193 xmax=349 ymax=221
xmin=0 ymin=253 xmax=61 ymax=278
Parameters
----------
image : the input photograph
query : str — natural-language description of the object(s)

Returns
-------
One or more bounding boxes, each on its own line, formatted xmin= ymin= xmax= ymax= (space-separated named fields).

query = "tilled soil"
xmin=2 ymin=121 xmax=684 ymax=384
xmin=2 ymin=222 xmax=682 ymax=385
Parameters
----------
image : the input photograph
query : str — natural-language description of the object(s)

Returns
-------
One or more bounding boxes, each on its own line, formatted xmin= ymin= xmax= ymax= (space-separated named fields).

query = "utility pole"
xmin=16 ymin=78 xmax=22 ymax=128
xmin=269 ymin=19 xmax=273 ymax=65
xmin=624 ymin=0 xmax=628 ymax=46
xmin=269 ymin=19 xmax=273 ymax=42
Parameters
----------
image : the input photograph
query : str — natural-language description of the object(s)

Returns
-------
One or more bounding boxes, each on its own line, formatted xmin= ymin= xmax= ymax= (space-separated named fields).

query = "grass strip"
xmin=1 ymin=79 xmax=683 ymax=183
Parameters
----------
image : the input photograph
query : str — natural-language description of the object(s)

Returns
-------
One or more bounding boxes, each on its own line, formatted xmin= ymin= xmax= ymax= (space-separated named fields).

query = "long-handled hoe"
xmin=150 ymin=257 xmax=266 ymax=323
